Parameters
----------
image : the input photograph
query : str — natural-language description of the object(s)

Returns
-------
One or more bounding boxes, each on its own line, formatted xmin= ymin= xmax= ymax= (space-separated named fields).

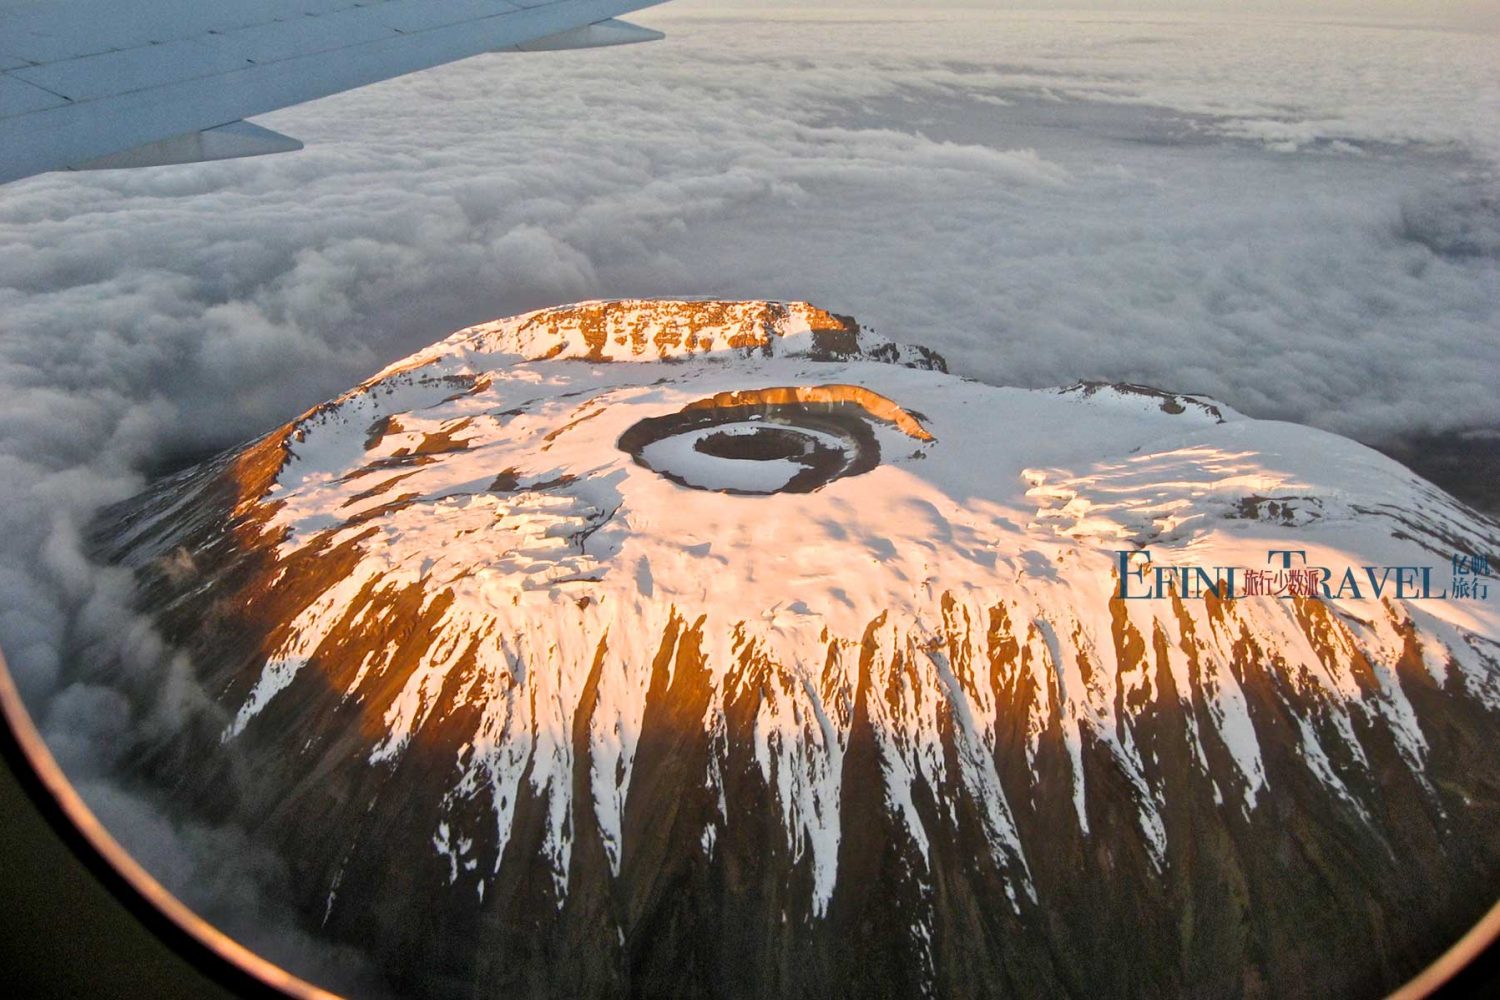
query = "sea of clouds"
xmin=1 ymin=3 xmax=1497 ymax=991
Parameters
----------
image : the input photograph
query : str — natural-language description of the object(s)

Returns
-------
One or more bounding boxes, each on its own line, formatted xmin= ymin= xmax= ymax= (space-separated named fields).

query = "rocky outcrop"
xmin=378 ymin=299 xmax=947 ymax=374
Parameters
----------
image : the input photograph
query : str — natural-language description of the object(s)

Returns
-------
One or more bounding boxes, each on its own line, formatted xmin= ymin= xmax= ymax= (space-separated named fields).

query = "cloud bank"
xmin=0 ymin=6 xmax=1496 ymax=992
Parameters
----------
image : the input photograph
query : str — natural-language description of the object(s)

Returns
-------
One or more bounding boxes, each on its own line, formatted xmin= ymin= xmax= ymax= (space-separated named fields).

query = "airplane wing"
xmin=0 ymin=0 xmax=667 ymax=184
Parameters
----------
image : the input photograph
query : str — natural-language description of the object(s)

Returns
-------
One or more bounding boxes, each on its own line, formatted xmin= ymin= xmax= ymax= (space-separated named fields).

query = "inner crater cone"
xmin=694 ymin=427 xmax=813 ymax=462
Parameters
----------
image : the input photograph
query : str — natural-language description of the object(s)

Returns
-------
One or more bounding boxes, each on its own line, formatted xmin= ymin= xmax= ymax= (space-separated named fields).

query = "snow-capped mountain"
xmin=96 ymin=300 xmax=1500 ymax=998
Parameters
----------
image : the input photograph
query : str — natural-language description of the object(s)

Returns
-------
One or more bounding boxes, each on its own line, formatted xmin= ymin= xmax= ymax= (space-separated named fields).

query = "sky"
xmin=0 ymin=3 xmax=1497 ymax=991
xmin=682 ymin=0 xmax=1500 ymax=29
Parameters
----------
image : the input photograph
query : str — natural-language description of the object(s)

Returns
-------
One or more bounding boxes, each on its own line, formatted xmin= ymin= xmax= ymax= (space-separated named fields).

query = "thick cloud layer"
xmin=0 ymin=5 xmax=1496 ymax=992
